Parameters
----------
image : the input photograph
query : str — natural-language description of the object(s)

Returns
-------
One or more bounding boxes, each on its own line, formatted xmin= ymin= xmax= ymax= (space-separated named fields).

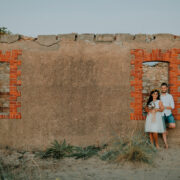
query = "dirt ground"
xmin=0 ymin=143 xmax=180 ymax=180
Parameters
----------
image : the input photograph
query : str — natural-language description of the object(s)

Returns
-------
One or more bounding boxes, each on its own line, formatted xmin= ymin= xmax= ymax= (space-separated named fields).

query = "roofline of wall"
xmin=0 ymin=33 xmax=179 ymax=47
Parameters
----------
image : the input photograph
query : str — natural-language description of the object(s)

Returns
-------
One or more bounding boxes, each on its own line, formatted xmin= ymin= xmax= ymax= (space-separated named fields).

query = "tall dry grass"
xmin=0 ymin=156 xmax=42 ymax=180
xmin=100 ymin=120 xmax=157 ymax=164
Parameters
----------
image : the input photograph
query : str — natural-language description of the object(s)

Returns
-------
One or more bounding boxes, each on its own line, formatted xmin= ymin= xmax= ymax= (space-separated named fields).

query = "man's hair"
xmin=161 ymin=82 xmax=168 ymax=87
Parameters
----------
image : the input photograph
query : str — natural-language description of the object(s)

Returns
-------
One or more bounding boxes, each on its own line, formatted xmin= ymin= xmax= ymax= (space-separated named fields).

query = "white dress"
xmin=145 ymin=100 xmax=166 ymax=133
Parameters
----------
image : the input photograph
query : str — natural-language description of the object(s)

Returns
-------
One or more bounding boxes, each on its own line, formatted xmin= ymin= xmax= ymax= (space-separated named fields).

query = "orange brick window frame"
xmin=0 ymin=50 xmax=21 ymax=119
xmin=130 ymin=49 xmax=180 ymax=120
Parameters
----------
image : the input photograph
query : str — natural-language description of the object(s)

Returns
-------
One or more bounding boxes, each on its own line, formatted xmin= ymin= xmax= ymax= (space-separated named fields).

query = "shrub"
xmin=37 ymin=139 xmax=106 ymax=160
xmin=0 ymin=27 xmax=11 ymax=35
xmin=69 ymin=145 xmax=101 ymax=159
xmin=101 ymin=132 xmax=157 ymax=164
xmin=36 ymin=139 xmax=74 ymax=159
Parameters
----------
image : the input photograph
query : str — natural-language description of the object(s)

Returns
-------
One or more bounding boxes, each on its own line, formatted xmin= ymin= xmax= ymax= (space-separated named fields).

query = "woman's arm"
xmin=145 ymin=106 xmax=150 ymax=113
xmin=145 ymin=106 xmax=153 ymax=113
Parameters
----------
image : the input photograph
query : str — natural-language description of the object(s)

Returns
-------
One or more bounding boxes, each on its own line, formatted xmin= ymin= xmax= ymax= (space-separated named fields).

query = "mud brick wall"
xmin=142 ymin=62 xmax=169 ymax=113
xmin=0 ymin=33 xmax=180 ymax=150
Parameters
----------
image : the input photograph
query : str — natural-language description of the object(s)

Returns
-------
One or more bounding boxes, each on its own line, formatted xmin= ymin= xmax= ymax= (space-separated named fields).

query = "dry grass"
xmin=0 ymin=156 xmax=42 ymax=180
xmin=0 ymin=120 xmax=157 ymax=180
xmin=101 ymin=121 xmax=157 ymax=164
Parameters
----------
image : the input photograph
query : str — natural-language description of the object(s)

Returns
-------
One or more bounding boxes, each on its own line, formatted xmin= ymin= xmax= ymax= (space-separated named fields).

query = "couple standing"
xmin=145 ymin=83 xmax=176 ymax=149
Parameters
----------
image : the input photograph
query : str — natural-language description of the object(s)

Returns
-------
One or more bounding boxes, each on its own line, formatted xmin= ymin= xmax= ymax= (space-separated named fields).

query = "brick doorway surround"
xmin=0 ymin=50 xmax=21 ymax=119
xmin=130 ymin=49 xmax=180 ymax=120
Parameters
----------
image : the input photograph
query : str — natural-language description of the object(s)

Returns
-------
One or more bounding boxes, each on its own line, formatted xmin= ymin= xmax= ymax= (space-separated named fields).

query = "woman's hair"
xmin=146 ymin=89 xmax=160 ymax=106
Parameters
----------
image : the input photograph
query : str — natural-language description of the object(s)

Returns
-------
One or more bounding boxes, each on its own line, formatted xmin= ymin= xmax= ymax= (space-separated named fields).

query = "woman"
xmin=145 ymin=89 xmax=167 ymax=149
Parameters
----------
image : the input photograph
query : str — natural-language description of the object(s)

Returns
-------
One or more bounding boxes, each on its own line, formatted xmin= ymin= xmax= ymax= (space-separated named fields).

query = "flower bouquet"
xmin=148 ymin=101 xmax=156 ymax=122
xmin=148 ymin=101 xmax=155 ymax=110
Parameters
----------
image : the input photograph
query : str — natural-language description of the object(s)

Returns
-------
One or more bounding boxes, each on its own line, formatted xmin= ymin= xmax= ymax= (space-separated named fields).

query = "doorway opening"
xmin=142 ymin=61 xmax=169 ymax=115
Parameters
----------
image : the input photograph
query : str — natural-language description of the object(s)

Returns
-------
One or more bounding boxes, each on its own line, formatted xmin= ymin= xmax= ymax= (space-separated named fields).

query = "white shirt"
xmin=160 ymin=93 xmax=175 ymax=116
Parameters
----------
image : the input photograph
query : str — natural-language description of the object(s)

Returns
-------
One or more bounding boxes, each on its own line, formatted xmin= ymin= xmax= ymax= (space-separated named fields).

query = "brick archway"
xmin=130 ymin=49 xmax=180 ymax=120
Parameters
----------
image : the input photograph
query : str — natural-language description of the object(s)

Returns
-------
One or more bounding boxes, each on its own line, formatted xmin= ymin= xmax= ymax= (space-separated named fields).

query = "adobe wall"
xmin=0 ymin=33 xmax=180 ymax=150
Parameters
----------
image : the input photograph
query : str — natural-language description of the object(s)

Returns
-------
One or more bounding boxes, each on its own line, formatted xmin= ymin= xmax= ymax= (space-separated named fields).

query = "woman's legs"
xmin=149 ymin=133 xmax=154 ymax=144
xmin=153 ymin=133 xmax=160 ymax=148
xmin=162 ymin=131 xmax=168 ymax=149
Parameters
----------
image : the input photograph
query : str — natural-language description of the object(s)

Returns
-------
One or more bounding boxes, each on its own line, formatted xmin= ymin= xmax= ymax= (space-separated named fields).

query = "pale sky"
xmin=1 ymin=0 xmax=180 ymax=37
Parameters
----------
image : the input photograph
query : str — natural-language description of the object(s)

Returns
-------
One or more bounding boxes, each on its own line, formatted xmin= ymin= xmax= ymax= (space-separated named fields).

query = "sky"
xmin=0 ymin=0 xmax=180 ymax=37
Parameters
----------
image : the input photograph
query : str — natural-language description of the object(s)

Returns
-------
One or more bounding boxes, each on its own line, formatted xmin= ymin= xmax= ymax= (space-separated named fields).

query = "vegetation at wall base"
xmin=0 ymin=134 xmax=157 ymax=180
xmin=69 ymin=145 xmax=102 ymax=159
xmin=0 ymin=157 xmax=42 ymax=180
xmin=36 ymin=139 xmax=74 ymax=159
xmin=100 ymin=132 xmax=157 ymax=164
xmin=36 ymin=139 xmax=105 ymax=160
xmin=36 ymin=134 xmax=156 ymax=164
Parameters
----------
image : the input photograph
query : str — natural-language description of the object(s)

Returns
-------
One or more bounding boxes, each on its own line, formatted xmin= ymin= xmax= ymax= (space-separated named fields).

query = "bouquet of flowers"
xmin=148 ymin=101 xmax=156 ymax=122
xmin=148 ymin=101 xmax=155 ymax=110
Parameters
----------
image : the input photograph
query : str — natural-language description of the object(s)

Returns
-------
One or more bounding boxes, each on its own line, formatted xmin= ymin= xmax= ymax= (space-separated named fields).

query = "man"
xmin=160 ymin=82 xmax=176 ymax=148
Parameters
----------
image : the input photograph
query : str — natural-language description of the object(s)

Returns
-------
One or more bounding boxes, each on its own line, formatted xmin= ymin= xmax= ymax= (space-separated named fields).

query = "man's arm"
xmin=164 ymin=95 xmax=175 ymax=110
xmin=158 ymin=101 xmax=164 ymax=112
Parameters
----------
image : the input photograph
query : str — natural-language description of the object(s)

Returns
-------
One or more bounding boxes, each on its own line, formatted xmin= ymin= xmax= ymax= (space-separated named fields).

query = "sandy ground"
xmin=1 ymin=143 xmax=180 ymax=180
